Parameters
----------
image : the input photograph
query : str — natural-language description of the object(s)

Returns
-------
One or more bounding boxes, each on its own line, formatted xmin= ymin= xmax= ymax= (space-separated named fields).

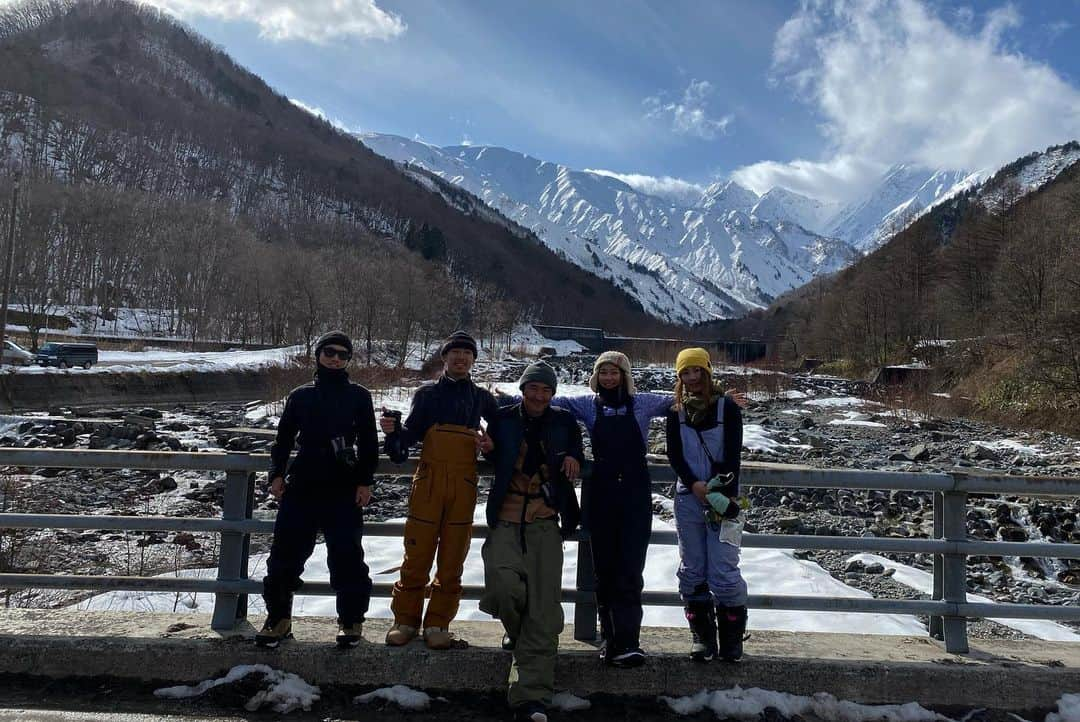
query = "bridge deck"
xmin=1 ymin=609 xmax=1077 ymax=710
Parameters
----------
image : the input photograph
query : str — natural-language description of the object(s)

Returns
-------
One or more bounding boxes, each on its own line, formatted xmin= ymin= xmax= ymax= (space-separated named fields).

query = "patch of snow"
xmin=154 ymin=664 xmax=320 ymax=714
xmin=744 ymin=424 xmax=812 ymax=455
xmin=354 ymin=685 xmax=438 ymax=710
xmin=803 ymin=397 xmax=881 ymax=409
xmin=1047 ymin=693 xmax=1080 ymax=722
xmin=847 ymin=554 xmax=1080 ymax=641
xmin=974 ymin=439 xmax=1051 ymax=458
xmin=659 ymin=686 xmax=946 ymax=721
xmin=827 ymin=411 xmax=887 ymax=428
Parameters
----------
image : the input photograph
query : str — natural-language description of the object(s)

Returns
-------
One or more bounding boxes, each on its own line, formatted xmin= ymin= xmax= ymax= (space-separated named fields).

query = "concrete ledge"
xmin=1 ymin=609 xmax=1078 ymax=709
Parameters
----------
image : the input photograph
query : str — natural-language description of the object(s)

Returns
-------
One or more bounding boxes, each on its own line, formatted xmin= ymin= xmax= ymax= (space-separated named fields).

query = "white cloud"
xmin=643 ymin=79 xmax=733 ymax=140
xmin=288 ymin=98 xmax=352 ymax=133
xmin=739 ymin=0 xmax=1080 ymax=203
xmin=585 ymin=168 xmax=705 ymax=205
xmin=732 ymin=155 xmax=883 ymax=204
xmin=140 ymin=0 xmax=406 ymax=44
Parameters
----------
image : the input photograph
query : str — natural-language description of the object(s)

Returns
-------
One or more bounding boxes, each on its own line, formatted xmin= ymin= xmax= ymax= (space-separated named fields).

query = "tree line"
xmin=770 ymin=164 xmax=1080 ymax=395
xmin=2 ymin=174 xmax=527 ymax=364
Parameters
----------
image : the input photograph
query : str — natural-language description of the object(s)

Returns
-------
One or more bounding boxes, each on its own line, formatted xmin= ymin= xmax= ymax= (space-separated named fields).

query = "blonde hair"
xmin=673 ymin=369 xmax=714 ymax=411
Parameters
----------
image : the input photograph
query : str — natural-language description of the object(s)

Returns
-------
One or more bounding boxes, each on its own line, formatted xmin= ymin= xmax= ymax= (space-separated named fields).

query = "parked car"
xmin=2 ymin=340 xmax=34 ymax=365
xmin=34 ymin=342 xmax=99 ymax=369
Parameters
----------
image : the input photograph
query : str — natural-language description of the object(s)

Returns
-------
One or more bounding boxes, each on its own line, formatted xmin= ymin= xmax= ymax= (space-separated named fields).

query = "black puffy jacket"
xmin=269 ymin=367 xmax=379 ymax=490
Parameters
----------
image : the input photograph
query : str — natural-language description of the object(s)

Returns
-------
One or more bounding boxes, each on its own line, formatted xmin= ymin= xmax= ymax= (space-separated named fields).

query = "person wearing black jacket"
xmin=480 ymin=361 xmax=581 ymax=722
xmin=256 ymin=331 xmax=379 ymax=649
xmin=666 ymin=347 xmax=747 ymax=663
xmin=381 ymin=331 xmax=498 ymax=650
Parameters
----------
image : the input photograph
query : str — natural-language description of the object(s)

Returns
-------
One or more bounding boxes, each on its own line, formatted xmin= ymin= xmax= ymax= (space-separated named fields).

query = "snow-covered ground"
xmin=81 ymin=501 xmax=923 ymax=635
xmin=847 ymin=553 xmax=1080 ymax=642
xmin=81 ymin=495 xmax=1078 ymax=641
xmin=4 ymin=346 xmax=303 ymax=375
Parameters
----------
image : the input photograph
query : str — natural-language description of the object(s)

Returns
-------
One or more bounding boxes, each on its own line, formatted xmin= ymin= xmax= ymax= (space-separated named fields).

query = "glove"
xmin=705 ymin=473 xmax=740 ymax=522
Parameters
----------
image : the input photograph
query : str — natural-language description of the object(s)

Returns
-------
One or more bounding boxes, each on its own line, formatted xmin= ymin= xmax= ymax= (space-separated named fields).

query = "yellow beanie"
xmin=675 ymin=347 xmax=712 ymax=376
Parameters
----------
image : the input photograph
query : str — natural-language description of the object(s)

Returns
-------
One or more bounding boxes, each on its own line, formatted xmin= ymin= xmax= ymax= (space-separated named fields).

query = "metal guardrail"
xmin=1 ymin=448 xmax=1079 ymax=654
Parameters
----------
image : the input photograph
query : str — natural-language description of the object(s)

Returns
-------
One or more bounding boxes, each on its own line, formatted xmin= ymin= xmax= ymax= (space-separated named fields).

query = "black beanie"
xmin=440 ymin=330 xmax=478 ymax=358
xmin=518 ymin=361 xmax=557 ymax=392
xmin=314 ymin=330 xmax=353 ymax=357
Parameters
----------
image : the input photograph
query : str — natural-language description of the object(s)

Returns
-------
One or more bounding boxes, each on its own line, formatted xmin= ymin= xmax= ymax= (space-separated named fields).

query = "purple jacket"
xmin=505 ymin=391 xmax=673 ymax=446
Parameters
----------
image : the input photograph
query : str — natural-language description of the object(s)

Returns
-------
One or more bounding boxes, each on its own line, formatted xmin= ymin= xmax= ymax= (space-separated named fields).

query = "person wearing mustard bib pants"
xmin=381 ymin=331 xmax=498 ymax=649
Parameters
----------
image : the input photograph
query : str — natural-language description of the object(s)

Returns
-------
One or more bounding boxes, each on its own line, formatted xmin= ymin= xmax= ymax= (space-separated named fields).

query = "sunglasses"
xmin=321 ymin=348 xmax=352 ymax=360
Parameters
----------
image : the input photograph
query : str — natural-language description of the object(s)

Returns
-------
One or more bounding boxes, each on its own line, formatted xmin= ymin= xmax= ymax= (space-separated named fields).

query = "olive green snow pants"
xmin=479 ymin=518 xmax=564 ymax=708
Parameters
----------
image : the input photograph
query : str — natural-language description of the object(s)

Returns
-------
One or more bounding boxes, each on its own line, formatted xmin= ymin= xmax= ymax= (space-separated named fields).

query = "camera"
xmin=330 ymin=436 xmax=358 ymax=469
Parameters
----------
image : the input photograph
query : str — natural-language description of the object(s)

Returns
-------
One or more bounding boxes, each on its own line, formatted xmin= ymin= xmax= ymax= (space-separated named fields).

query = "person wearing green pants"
xmin=480 ymin=361 xmax=582 ymax=722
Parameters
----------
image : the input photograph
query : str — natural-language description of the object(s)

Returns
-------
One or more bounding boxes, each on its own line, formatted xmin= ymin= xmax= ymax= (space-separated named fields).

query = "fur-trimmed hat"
xmin=589 ymin=351 xmax=635 ymax=396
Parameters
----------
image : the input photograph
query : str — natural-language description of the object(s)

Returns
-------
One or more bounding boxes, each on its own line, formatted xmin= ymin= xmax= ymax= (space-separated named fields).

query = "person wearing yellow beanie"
xmin=666 ymin=346 xmax=748 ymax=663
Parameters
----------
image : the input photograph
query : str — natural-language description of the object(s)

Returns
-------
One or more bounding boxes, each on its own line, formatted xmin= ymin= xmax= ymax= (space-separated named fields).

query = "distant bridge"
xmin=533 ymin=324 xmax=770 ymax=363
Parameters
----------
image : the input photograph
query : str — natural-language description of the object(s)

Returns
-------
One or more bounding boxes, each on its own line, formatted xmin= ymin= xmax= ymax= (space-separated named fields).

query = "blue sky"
xmin=127 ymin=0 xmax=1080 ymax=203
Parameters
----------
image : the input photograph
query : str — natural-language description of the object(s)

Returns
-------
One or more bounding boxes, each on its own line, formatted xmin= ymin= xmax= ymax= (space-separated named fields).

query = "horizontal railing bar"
xmin=3 ymin=448 xmax=1079 ymax=496
xmin=956 ymin=602 xmax=1080 ymax=620
xmin=0 ymin=514 xmax=268 ymax=535
xmin=5 ymin=515 xmax=1079 ymax=560
xmin=0 ymin=449 xmax=268 ymax=473
xmin=7 ymin=573 xmax=1080 ymax=620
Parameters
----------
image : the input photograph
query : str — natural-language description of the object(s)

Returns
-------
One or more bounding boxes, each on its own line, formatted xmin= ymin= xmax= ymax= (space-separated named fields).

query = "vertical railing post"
xmin=941 ymin=488 xmax=969 ymax=653
xmin=929 ymin=491 xmax=944 ymax=640
xmin=574 ymin=530 xmax=597 ymax=641
xmin=211 ymin=465 xmax=252 ymax=631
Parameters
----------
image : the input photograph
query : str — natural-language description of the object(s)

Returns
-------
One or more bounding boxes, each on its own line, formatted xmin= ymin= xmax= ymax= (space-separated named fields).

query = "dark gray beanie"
xmin=440 ymin=330 xmax=478 ymax=358
xmin=518 ymin=361 xmax=557 ymax=392
xmin=315 ymin=330 xmax=353 ymax=356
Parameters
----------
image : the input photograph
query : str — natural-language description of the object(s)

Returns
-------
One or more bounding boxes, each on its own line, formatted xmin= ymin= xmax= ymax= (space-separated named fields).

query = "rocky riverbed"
xmin=1 ymin=356 xmax=1078 ymax=637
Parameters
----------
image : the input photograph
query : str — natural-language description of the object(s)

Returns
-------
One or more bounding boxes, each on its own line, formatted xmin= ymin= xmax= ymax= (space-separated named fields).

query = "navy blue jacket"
xmin=485 ymin=403 xmax=583 ymax=539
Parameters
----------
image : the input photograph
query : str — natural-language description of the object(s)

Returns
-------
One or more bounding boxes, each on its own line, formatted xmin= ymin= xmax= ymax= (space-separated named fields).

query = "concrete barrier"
xmin=1 ymin=609 xmax=1078 ymax=709
xmin=0 ymin=369 xmax=272 ymax=411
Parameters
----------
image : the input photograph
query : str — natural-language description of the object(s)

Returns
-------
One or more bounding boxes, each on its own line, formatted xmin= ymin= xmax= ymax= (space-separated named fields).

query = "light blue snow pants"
xmin=674 ymin=491 xmax=748 ymax=606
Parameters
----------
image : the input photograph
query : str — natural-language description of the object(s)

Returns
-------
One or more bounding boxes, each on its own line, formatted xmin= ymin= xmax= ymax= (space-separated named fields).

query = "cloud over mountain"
xmin=139 ymin=0 xmax=406 ymax=44
xmin=733 ymin=0 xmax=1080 ymax=204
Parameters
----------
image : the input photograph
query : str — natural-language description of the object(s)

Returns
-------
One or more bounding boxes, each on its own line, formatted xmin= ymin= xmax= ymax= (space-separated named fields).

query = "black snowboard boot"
xmin=685 ymin=600 xmax=718 ymax=663
xmin=716 ymin=604 xmax=748 ymax=662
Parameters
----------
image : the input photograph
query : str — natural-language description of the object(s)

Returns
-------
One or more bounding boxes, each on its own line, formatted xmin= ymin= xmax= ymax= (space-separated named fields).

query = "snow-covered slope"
xmin=979 ymin=142 xmax=1080 ymax=210
xmin=751 ymin=187 xmax=839 ymax=235
xmin=826 ymin=165 xmax=982 ymax=252
xmin=361 ymin=133 xmax=856 ymax=324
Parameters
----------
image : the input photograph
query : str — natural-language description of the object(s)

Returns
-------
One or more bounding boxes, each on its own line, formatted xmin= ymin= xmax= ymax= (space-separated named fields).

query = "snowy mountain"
xmin=360 ymin=133 xmax=857 ymax=324
xmin=751 ymin=187 xmax=839 ymax=236
xmin=825 ymin=165 xmax=983 ymax=252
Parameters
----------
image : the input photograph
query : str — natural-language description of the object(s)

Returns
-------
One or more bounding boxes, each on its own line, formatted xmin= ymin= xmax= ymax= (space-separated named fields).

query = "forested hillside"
xmin=0 ymin=0 xmax=664 ymax=356
xmin=719 ymin=147 xmax=1080 ymax=431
